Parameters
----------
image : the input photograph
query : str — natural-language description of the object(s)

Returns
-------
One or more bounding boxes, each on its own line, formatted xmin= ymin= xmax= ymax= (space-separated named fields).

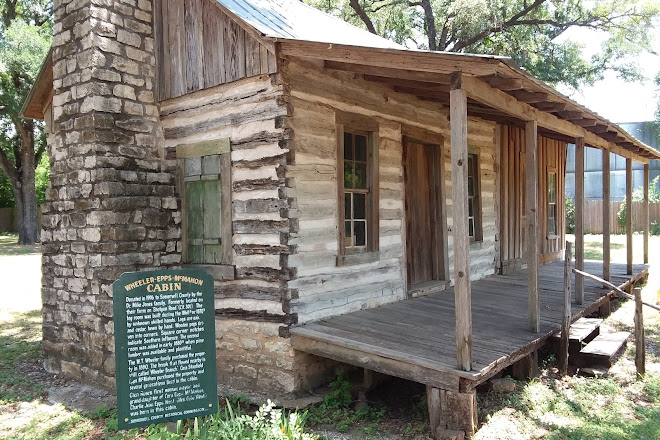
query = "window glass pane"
xmin=344 ymin=162 xmax=354 ymax=189
xmin=185 ymin=157 xmax=202 ymax=177
xmin=469 ymin=218 xmax=474 ymax=238
xmin=468 ymin=177 xmax=474 ymax=196
xmin=468 ymin=155 xmax=474 ymax=174
xmin=202 ymin=155 xmax=220 ymax=176
xmin=548 ymin=173 xmax=556 ymax=203
xmin=345 ymin=221 xmax=353 ymax=247
xmin=344 ymin=133 xmax=353 ymax=160
xmin=355 ymin=135 xmax=367 ymax=161
xmin=354 ymin=162 xmax=367 ymax=189
xmin=345 ymin=193 xmax=352 ymax=220
xmin=549 ymin=217 xmax=556 ymax=235
xmin=354 ymin=221 xmax=366 ymax=247
xmin=468 ymin=198 xmax=474 ymax=217
xmin=353 ymin=193 xmax=366 ymax=219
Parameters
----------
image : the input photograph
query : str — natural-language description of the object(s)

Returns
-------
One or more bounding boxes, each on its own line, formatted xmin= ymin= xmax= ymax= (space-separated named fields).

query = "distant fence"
xmin=583 ymin=200 xmax=660 ymax=234
xmin=0 ymin=207 xmax=42 ymax=233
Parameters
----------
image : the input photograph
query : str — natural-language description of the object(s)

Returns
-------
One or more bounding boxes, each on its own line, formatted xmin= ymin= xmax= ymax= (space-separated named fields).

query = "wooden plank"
xmin=644 ymin=163 xmax=649 ymax=265
xmin=560 ymin=242 xmax=572 ymax=375
xmin=223 ymin=14 xmax=238 ymax=82
xmin=627 ymin=158 xmax=633 ymax=275
xmin=603 ymin=150 xmax=611 ymax=281
xmin=153 ymin=0 xmax=164 ymax=100
xmin=220 ymin=152 xmax=234 ymax=264
xmin=500 ymin=125 xmax=509 ymax=264
xmin=575 ymin=138 xmax=585 ymax=304
xmin=526 ymin=120 xmax=540 ymax=332
xmin=245 ymin=33 xmax=261 ymax=77
xmin=185 ymin=0 xmax=205 ymax=93
xmin=160 ymin=0 xmax=171 ymax=100
xmin=176 ymin=138 xmax=230 ymax=158
xmin=167 ymin=0 xmax=186 ymax=98
xmin=186 ymin=179 xmax=204 ymax=263
xmin=202 ymin=0 xmax=225 ymax=87
xmin=450 ymin=74 xmax=472 ymax=371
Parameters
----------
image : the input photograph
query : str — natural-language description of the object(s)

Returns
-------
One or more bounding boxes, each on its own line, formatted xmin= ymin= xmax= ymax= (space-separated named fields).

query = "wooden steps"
xmin=551 ymin=317 xmax=602 ymax=357
xmin=574 ymin=332 xmax=631 ymax=368
xmin=551 ymin=318 xmax=630 ymax=370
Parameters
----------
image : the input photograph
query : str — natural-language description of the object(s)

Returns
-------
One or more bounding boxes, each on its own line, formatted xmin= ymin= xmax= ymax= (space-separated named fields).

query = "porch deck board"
xmin=290 ymin=260 xmax=648 ymax=391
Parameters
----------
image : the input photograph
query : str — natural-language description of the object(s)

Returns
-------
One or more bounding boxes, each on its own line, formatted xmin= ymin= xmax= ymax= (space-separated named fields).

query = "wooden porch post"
xmin=644 ymin=163 xmax=649 ymax=265
xmin=526 ymin=120 xmax=540 ymax=332
xmin=602 ymin=150 xmax=611 ymax=282
xmin=627 ymin=158 xmax=633 ymax=275
xmin=450 ymin=73 xmax=472 ymax=371
xmin=575 ymin=138 xmax=585 ymax=304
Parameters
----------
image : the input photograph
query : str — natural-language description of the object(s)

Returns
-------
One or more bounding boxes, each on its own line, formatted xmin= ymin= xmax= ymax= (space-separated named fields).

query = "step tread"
xmin=552 ymin=318 xmax=603 ymax=342
xmin=580 ymin=331 xmax=631 ymax=358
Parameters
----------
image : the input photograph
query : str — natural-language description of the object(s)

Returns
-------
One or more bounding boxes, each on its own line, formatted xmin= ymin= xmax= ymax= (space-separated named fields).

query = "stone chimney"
xmin=41 ymin=0 xmax=179 ymax=389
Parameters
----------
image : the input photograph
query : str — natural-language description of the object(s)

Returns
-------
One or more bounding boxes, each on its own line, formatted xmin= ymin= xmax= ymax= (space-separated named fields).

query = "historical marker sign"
xmin=113 ymin=269 xmax=217 ymax=430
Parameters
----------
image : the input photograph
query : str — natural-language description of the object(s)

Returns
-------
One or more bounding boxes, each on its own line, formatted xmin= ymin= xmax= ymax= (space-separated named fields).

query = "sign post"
xmin=113 ymin=269 xmax=217 ymax=429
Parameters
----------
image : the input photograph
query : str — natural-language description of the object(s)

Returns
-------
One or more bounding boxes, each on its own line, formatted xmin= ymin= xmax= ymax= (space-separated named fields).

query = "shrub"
xmin=617 ymin=200 xmax=629 ymax=230
xmin=565 ymin=197 xmax=575 ymax=234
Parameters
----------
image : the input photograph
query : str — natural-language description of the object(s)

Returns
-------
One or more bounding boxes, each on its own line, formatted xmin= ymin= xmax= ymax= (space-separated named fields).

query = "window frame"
xmin=547 ymin=168 xmax=558 ymax=239
xmin=467 ymin=151 xmax=483 ymax=242
xmin=177 ymin=139 xmax=234 ymax=280
xmin=336 ymin=112 xmax=379 ymax=266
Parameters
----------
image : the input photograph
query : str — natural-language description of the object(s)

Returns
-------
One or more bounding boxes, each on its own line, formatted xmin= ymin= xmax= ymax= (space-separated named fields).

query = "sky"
xmin=556 ymin=27 xmax=660 ymax=124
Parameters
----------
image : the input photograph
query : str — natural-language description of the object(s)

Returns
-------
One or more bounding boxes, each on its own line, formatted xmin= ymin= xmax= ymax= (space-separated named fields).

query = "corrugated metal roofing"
xmin=218 ymin=0 xmax=403 ymax=49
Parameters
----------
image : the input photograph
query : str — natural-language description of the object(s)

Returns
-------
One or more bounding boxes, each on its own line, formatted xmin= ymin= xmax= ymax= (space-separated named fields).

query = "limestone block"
xmin=117 ymin=29 xmax=141 ymax=48
xmin=113 ymin=84 xmax=136 ymax=100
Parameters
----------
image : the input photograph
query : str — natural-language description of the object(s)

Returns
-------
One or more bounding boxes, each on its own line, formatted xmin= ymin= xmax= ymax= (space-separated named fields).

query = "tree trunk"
xmin=18 ymin=120 xmax=39 ymax=244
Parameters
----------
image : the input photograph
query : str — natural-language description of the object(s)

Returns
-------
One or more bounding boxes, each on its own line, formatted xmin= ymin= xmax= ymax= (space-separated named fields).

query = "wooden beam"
xmin=480 ymin=75 xmax=524 ymax=90
xmin=634 ymin=287 xmax=646 ymax=377
xmin=560 ymin=242 xmax=572 ymax=375
xmin=532 ymin=101 xmax=567 ymax=112
xmin=510 ymin=90 xmax=548 ymax=103
xmin=575 ymin=138 xmax=585 ymax=305
xmin=589 ymin=124 xmax=609 ymax=133
xmin=526 ymin=120 xmax=540 ymax=332
xmin=450 ymin=73 xmax=473 ymax=371
xmin=603 ymin=150 xmax=611 ymax=282
xmin=573 ymin=118 xmax=598 ymax=127
xmin=325 ymin=61 xmax=452 ymax=84
xmin=627 ymin=158 xmax=633 ymax=275
xmin=366 ymin=76 xmax=450 ymax=92
xmin=644 ymin=163 xmax=649 ymax=265
xmin=457 ymin=76 xmax=645 ymax=161
xmin=555 ymin=110 xmax=584 ymax=119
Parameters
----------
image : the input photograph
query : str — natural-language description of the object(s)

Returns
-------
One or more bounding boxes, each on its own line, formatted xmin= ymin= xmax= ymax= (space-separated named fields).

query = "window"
xmin=337 ymin=115 xmax=379 ymax=266
xmin=548 ymin=171 xmax=557 ymax=236
xmin=467 ymin=153 xmax=482 ymax=242
xmin=177 ymin=139 xmax=233 ymax=278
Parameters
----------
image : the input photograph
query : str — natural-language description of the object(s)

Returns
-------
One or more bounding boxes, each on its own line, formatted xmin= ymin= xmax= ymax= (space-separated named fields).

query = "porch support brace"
xmin=644 ymin=163 xmax=649 ymax=264
xmin=526 ymin=120 xmax=540 ymax=332
xmin=602 ymin=149 xmax=611 ymax=282
xmin=450 ymin=72 xmax=472 ymax=371
xmin=627 ymin=158 xmax=633 ymax=275
xmin=575 ymin=138 xmax=585 ymax=304
xmin=427 ymin=386 xmax=477 ymax=439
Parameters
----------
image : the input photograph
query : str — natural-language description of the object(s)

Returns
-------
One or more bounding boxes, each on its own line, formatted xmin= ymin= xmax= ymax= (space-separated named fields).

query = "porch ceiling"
xmin=277 ymin=40 xmax=659 ymax=163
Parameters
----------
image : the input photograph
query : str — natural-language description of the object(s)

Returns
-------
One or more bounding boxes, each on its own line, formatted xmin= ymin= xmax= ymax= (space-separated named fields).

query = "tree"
xmin=0 ymin=0 xmax=51 ymax=243
xmin=305 ymin=0 xmax=660 ymax=89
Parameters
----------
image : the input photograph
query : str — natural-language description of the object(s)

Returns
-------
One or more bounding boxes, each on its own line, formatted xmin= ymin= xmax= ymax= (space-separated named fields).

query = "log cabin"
xmin=23 ymin=0 xmax=658 ymax=437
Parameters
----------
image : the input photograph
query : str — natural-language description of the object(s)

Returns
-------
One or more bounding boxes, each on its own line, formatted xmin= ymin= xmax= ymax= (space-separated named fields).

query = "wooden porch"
xmin=290 ymin=260 xmax=648 ymax=393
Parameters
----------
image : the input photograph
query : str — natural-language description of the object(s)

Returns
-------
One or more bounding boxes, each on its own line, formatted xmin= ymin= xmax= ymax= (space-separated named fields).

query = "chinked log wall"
xmin=157 ymin=74 xmax=336 ymax=394
xmin=283 ymin=57 xmax=499 ymax=323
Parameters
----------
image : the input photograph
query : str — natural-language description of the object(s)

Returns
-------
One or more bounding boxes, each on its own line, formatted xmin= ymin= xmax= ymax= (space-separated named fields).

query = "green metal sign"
xmin=113 ymin=269 xmax=217 ymax=430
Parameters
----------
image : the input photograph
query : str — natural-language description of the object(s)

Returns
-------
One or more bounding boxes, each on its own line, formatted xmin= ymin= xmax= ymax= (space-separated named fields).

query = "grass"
xmin=0 ymin=232 xmax=41 ymax=256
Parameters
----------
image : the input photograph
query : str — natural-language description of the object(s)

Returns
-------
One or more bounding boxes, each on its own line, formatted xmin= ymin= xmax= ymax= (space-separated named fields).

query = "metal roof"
xmin=218 ymin=0 xmax=403 ymax=50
